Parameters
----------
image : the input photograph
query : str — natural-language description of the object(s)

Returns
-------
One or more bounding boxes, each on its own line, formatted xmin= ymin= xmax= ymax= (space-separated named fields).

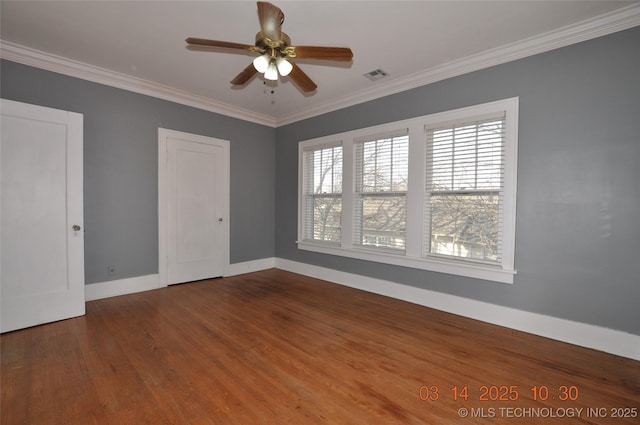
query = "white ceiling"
xmin=1 ymin=1 xmax=638 ymax=126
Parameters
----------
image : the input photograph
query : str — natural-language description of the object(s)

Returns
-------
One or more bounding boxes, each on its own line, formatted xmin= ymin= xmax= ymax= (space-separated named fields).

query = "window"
xmin=426 ymin=114 xmax=505 ymax=263
xmin=354 ymin=132 xmax=409 ymax=251
xmin=298 ymin=98 xmax=518 ymax=283
xmin=301 ymin=143 xmax=343 ymax=244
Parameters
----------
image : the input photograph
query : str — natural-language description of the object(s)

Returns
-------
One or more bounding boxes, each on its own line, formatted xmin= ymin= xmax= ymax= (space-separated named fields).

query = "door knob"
xmin=72 ymin=225 xmax=81 ymax=231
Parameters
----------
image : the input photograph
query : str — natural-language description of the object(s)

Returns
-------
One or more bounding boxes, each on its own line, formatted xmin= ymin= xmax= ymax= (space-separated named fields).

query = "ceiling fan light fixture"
xmin=276 ymin=57 xmax=293 ymax=77
xmin=186 ymin=1 xmax=353 ymax=93
xmin=253 ymin=54 xmax=271 ymax=73
xmin=264 ymin=61 xmax=279 ymax=81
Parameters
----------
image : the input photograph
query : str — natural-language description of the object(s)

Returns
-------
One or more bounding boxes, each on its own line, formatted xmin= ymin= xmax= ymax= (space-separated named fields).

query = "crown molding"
xmin=2 ymin=4 xmax=638 ymax=128
xmin=0 ymin=41 xmax=277 ymax=127
xmin=275 ymin=3 xmax=640 ymax=126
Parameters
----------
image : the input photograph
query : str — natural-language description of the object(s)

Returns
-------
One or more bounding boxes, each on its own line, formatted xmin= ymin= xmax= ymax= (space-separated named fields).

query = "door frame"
xmin=158 ymin=128 xmax=230 ymax=287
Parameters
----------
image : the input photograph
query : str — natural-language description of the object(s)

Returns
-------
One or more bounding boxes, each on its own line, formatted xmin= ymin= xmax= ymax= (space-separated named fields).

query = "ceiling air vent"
xmin=363 ymin=68 xmax=389 ymax=81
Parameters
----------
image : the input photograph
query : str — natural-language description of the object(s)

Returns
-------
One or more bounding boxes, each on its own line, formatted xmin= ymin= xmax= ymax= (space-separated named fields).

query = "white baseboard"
xmin=226 ymin=257 xmax=276 ymax=276
xmin=275 ymin=258 xmax=640 ymax=361
xmin=85 ymin=258 xmax=276 ymax=302
xmin=85 ymin=274 xmax=160 ymax=301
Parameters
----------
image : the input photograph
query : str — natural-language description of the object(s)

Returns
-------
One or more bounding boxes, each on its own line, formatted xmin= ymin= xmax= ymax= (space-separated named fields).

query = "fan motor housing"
xmin=255 ymin=31 xmax=291 ymax=51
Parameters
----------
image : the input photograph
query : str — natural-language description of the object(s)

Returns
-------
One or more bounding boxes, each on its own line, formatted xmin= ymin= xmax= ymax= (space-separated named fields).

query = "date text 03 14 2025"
xmin=418 ymin=385 xmax=579 ymax=402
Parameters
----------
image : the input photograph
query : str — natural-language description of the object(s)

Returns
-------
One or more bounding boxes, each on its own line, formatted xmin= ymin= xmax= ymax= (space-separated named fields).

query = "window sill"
xmin=297 ymin=241 xmax=515 ymax=284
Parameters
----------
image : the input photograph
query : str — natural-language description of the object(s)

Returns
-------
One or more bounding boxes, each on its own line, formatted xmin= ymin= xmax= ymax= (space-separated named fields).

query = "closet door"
xmin=1 ymin=99 xmax=85 ymax=333
xmin=158 ymin=128 xmax=230 ymax=286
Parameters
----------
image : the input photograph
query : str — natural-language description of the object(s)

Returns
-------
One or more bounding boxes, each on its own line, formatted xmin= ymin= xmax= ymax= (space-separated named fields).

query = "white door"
xmin=158 ymin=129 xmax=229 ymax=285
xmin=1 ymin=99 xmax=85 ymax=333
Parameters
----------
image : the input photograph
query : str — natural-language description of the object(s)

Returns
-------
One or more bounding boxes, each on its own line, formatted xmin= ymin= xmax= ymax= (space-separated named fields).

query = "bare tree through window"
xmin=427 ymin=118 xmax=504 ymax=262
xmin=303 ymin=145 xmax=342 ymax=243
xmin=355 ymin=134 xmax=408 ymax=250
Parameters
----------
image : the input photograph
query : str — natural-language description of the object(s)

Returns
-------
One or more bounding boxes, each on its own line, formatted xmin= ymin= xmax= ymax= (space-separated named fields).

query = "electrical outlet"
xmin=107 ymin=265 xmax=116 ymax=276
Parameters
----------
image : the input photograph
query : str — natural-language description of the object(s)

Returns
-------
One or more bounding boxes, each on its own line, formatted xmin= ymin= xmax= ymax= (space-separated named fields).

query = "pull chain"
xmin=263 ymin=80 xmax=276 ymax=104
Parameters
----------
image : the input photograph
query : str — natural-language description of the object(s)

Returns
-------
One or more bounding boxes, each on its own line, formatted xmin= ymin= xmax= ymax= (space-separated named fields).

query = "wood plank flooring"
xmin=2 ymin=269 xmax=639 ymax=424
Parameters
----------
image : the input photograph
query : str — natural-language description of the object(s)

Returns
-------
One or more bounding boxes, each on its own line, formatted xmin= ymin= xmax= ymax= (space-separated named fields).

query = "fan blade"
xmin=186 ymin=37 xmax=255 ymax=51
xmin=231 ymin=63 xmax=259 ymax=86
xmin=257 ymin=1 xmax=284 ymax=42
xmin=292 ymin=46 xmax=353 ymax=61
xmin=288 ymin=62 xmax=317 ymax=92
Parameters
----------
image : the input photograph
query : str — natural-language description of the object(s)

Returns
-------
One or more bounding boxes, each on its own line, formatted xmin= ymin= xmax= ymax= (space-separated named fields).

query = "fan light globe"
xmin=276 ymin=57 xmax=293 ymax=77
xmin=253 ymin=54 xmax=271 ymax=73
xmin=264 ymin=61 xmax=279 ymax=81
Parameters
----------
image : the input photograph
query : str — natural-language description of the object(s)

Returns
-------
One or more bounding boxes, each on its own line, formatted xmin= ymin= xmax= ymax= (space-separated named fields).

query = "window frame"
xmin=297 ymin=98 xmax=518 ymax=284
xmin=299 ymin=141 xmax=344 ymax=246
xmin=425 ymin=111 xmax=507 ymax=265
xmin=353 ymin=131 xmax=410 ymax=252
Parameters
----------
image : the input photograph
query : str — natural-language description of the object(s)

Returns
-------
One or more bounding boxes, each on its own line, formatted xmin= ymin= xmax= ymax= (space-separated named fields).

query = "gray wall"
xmin=2 ymin=26 xmax=639 ymax=335
xmin=1 ymin=60 xmax=276 ymax=284
xmin=275 ymin=26 xmax=640 ymax=335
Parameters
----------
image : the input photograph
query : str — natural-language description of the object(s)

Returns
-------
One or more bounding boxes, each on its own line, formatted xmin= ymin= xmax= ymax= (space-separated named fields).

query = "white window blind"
xmin=354 ymin=131 xmax=409 ymax=250
xmin=425 ymin=113 xmax=505 ymax=263
xmin=302 ymin=144 xmax=343 ymax=243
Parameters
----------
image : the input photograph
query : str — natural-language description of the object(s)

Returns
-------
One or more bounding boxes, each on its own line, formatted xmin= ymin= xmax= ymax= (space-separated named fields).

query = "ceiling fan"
xmin=186 ymin=1 xmax=353 ymax=93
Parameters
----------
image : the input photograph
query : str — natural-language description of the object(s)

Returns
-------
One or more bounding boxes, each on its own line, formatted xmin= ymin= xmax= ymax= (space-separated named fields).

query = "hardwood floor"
xmin=2 ymin=269 xmax=638 ymax=424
